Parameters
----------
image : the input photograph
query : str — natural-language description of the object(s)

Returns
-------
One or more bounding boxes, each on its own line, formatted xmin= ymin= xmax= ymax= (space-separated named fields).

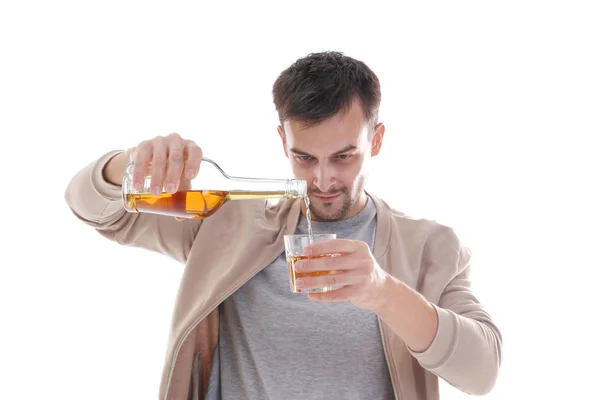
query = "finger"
xmin=294 ymin=253 xmax=360 ymax=273
xmin=124 ymin=146 xmax=136 ymax=161
xmin=183 ymin=140 xmax=203 ymax=180
xmin=295 ymin=269 xmax=366 ymax=291
xmin=164 ymin=139 xmax=186 ymax=193
xmin=174 ymin=217 xmax=186 ymax=222
xmin=150 ymin=137 xmax=168 ymax=197
xmin=307 ymin=285 xmax=358 ymax=302
xmin=132 ymin=141 xmax=153 ymax=192
xmin=304 ymin=239 xmax=364 ymax=257
xmin=178 ymin=178 xmax=192 ymax=192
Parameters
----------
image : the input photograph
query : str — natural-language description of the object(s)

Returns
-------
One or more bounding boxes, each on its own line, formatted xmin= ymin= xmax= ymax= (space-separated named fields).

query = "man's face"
xmin=278 ymin=98 xmax=385 ymax=221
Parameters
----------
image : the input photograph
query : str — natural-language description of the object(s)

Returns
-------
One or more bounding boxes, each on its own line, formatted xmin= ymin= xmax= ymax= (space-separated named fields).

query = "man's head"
xmin=272 ymin=51 xmax=385 ymax=221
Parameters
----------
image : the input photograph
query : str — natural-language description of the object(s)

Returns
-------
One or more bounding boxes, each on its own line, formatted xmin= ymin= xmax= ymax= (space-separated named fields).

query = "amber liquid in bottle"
xmin=125 ymin=190 xmax=299 ymax=219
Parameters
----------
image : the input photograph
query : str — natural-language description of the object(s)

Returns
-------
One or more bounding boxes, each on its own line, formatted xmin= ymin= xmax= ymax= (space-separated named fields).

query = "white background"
xmin=1 ymin=1 xmax=599 ymax=399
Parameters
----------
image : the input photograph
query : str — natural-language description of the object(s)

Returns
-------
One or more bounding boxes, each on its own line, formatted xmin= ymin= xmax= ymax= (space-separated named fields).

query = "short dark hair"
xmin=272 ymin=51 xmax=381 ymax=131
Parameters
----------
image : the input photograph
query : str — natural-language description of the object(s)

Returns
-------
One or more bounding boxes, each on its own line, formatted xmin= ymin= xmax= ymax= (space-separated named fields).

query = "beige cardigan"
xmin=65 ymin=150 xmax=502 ymax=399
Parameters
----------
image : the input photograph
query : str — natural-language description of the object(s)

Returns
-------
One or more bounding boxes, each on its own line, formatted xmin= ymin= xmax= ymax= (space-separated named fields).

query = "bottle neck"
xmin=226 ymin=177 xmax=307 ymax=199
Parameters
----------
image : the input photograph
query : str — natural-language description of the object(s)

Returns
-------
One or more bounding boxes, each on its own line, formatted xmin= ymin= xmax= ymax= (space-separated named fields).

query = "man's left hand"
xmin=293 ymin=238 xmax=391 ymax=311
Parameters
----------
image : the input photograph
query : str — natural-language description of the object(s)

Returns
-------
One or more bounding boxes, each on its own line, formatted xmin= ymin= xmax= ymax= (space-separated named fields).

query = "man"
xmin=65 ymin=51 xmax=502 ymax=400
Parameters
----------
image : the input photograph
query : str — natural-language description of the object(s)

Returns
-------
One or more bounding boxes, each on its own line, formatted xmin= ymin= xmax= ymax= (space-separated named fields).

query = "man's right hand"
xmin=103 ymin=133 xmax=203 ymax=219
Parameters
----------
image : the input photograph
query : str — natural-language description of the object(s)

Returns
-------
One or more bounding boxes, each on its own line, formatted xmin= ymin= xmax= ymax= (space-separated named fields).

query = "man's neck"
xmin=343 ymin=191 xmax=369 ymax=220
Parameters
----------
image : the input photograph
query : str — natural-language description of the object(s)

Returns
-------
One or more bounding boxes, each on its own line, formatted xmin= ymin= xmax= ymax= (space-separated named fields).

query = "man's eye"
xmin=337 ymin=154 xmax=351 ymax=160
xmin=296 ymin=155 xmax=312 ymax=161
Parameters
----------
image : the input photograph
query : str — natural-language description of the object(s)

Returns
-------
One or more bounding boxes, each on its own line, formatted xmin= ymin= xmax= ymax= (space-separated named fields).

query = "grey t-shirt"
xmin=205 ymin=197 xmax=395 ymax=400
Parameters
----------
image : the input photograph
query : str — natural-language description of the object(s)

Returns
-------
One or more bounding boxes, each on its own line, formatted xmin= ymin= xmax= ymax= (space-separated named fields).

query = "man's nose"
xmin=313 ymin=166 xmax=336 ymax=193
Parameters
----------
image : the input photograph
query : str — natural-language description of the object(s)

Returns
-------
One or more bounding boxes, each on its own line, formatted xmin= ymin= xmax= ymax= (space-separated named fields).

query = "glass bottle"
xmin=122 ymin=158 xmax=307 ymax=219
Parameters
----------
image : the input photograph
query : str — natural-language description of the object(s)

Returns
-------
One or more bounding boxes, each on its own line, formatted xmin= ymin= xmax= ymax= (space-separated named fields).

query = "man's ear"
xmin=370 ymin=122 xmax=385 ymax=157
xmin=277 ymin=125 xmax=289 ymax=158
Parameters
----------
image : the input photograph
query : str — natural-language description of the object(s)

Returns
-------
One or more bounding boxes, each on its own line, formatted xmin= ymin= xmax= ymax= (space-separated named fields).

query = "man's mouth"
xmin=312 ymin=192 xmax=341 ymax=201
